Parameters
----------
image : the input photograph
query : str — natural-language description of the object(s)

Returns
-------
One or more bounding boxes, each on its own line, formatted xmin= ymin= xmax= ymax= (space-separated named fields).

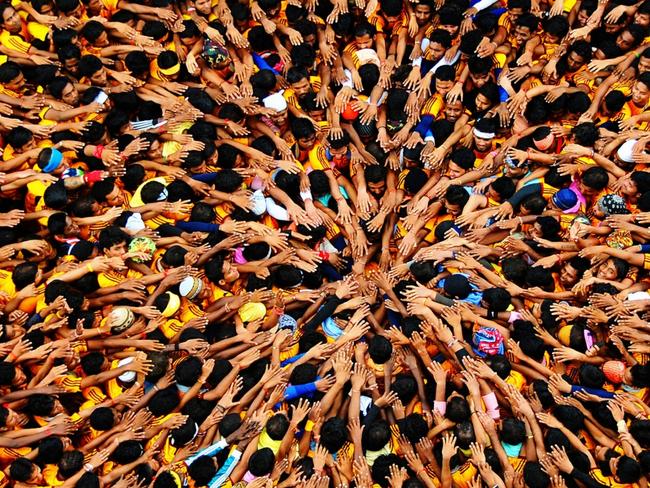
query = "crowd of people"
xmin=1 ymin=0 xmax=650 ymax=487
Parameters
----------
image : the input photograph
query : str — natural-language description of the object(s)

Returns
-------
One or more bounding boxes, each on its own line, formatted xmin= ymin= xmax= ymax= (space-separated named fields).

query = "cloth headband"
xmin=534 ymin=132 xmax=554 ymax=151
xmin=473 ymin=128 xmax=495 ymax=139
xmin=159 ymin=63 xmax=180 ymax=76
xmin=42 ymin=148 xmax=63 ymax=173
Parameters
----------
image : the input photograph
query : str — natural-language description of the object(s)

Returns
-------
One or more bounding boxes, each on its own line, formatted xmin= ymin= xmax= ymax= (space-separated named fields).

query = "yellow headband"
xmin=159 ymin=63 xmax=180 ymax=76
xmin=162 ymin=292 xmax=181 ymax=317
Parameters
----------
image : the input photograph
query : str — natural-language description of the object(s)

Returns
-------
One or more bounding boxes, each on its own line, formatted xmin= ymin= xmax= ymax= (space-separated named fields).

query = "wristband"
xmin=93 ymin=145 xmax=104 ymax=159
xmin=84 ymin=463 xmax=94 ymax=473
xmin=86 ymin=264 xmax=94 ymax=273
xmin=640 ymin=244 xmax=650 ymax=253
xmin=299 ymin=189 xmax=313 ymax=201
xmin=174 ymin=342 xmax=180 ymax=351
xmin=83 ymin=171 xmax=103 ymax=184
xmin=305 ymin=420 xmax=315 ymax=431
xmin=617 ymin=420 xmax=628 ymax=433
xmin=318 ymin=250 xmax=330 ymax=261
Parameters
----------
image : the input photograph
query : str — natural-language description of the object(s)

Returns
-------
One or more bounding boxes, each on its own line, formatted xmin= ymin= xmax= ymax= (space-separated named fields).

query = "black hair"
xmin=26 ymin=394 xmax=55 ymax=416
xmin=89 ymin=407 xmax=114 ymax=431
xmin=582 ymin=166 xmax=609 ymax=191
xmin=10 ymin=458 xmax=35 ymax=482
xmin=266 ymin=413 xmax=290 ymax=440
xmin=523 ymin=462 xmax=550 ymax=488
xmin=618 ymin=456 xmax=642 ymax=483
xmin=248 ymin=448 xmax=275 ymax=476
xmin=447 ymin=396 xmax=471 ymax=422
xmin=111 ymin=440 xmax=143 ymax=464
xmin=169 ymin=418 xmax=199 ymax=447
xmin=482 ymin=287 xmax=511 ymax=312
xmin=368 ymin=335 xmax=393 ymax=364
xmin=12 ymin=262 xmax=38 ymax=290
xmin=187 ymin=456 xmax=217 ymax=486
xmin=80 ymin=20 xmax=105 ymax=43
xmin=572 ymin=122 xmax=599 ymax=147
xmin=362 ymin=419 xmax=391 ymax=452
xmin=148 ymin=387 xmax=180 ymax=417
xmin=320 ymin=417 xmax=348 ymax=453
xmin=78 ymin=54 xmax=103 ymax=77
xmin=445 ymin=185 xmax=470 ymax=208
xmin=175 ymin=356 xmax=202 ymax=386
xmin=444 ymin=274 xmax=472 ymax=299
xmin=36 ymin=436 xmax=64 ymax=464
xmin=59 ymin=451 xmax=84 ymax=479
xmin=0 ymin=361 xmax=15 ymax=385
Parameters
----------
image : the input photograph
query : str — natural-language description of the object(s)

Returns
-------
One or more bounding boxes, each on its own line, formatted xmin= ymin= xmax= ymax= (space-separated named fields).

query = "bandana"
xmin=552 ymin=188 xmax=580 ymax=213
xmin=502 ymin=442 xmax=523 ymax=458
xmin=597 ymin=194 xmax=627 ymax=216
xmin=472 ymin=327 xmax=504 ymax=357
xmin=602 ymin=360 xmax=626 ymax=384
xmin=128 ymin=236 xmax=155 ymax=262
xmin=278 ymin=314 xmax=297 ymax=332
xmin=202 ymin=37 xmax=229 ymax=67
xmin=606 ymin=230 xmax=633 ymax=249
xmin=238 ymin=302 xmax=266 ymax=322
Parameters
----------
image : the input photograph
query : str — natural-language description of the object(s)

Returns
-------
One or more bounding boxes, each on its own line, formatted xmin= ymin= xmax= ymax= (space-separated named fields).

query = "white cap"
xmin=617 ymin=139 xmax=637 ymax=164
xmin=178 ymin=276 xmax=203 ymax=300
xmin=117 ymin=357 xmax=136 ymax=383
xmin=125 ymin=212 xmax=145 ymax=232
xmin=251 ymin=189 xmax=266 ymax=216
xmin=263 ymin=91 xmax=287 ymax=112
xmin=356 ymin=48 xmax=380 ymax=67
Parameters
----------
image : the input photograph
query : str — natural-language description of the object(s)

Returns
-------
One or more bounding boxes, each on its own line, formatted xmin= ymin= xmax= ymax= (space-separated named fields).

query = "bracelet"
xmin=86 ymin=263 xmax=94 ymax=273
xmin=225 ymin=303 xmax=231 ymax=313
xmin=93 ymin=145 xmax=104 ymax=159
xmin=174 ymin=342 xmax=180 ymax=351
xmin=45 ymin=427 xmax=52 ymax=435
xmin=84 ymin=463 xmax=94 ymax=473
xmin=274 ymin=307 xmax=285 ymax=315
